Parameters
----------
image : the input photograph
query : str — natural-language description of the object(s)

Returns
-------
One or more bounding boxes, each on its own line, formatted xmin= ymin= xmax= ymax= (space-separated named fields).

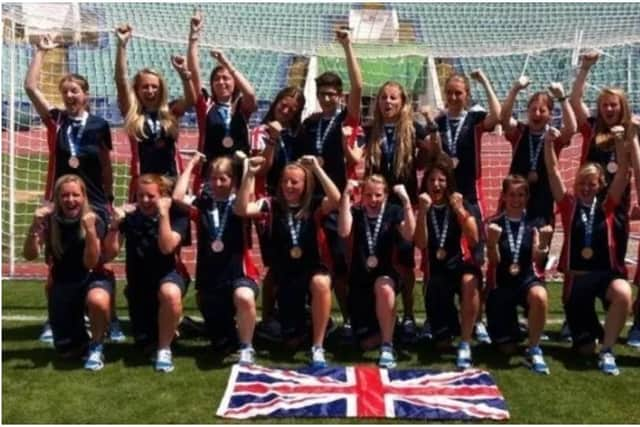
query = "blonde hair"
xmin=365 ymin=81 xmax=415 ymax=181
xmin=362 ymin=174 xmax=389 ymax=195
xmin=137 ymin=173 xmax=174 ymax=197
xmin=124 ymin=68 xmax=178 ymax=142
xmin=276 ymin=162 xmax=315 ymax=220
xmin=594 ymin=88 xmax=635 ymax=146
xmin=208 ymin=156 xmax=236 ymax=187
xmin=50 ymin=174 xmax=91 ymax=260
xmin=444 ymin=73 xmax=471 ymax=109
xmin=574 ymin=162 xmax=606 ymax=192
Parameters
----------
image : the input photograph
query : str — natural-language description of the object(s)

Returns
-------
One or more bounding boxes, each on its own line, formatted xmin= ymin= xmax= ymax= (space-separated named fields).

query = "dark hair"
xmin=58 ymin=73 xmax=89 ymax=93
xmin=315 ymin=71 xmax=343 ymax=93
xmin=420 ymin=153 xmax=457 ymax=198
xmin=501 ymin=174 xmax=530 ymax=198
xmin=527 ymin=91 xmax=553 ymax=111
xmin=261 ymin=86 xmax=306 ymax=135
xmin=209 ymin=65 xmax=240 ymax=102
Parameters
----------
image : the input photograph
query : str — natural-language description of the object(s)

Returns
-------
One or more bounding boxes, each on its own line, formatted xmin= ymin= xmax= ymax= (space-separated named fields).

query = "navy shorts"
xmin=199 ymin=277 xmax=259 ymax=343
xmin=486 ymin=278 xmax=545 ymax=344
xmin=49 ymin=273 xmax=114 ymax=354
xmin=323 ymin=212 xmax=348 ymax=276
xmin=273 ymin=267 xmax=330 ymax=339
xmin=125 ymin=270 xmax=189 ymax=346
xmin=394 ymin=238 xmax=416 ymax=269
xmin=424 ymin=265 xmax=481 ymax=342
xmin=564 ymin=271 xmax=620 ymax=347
xmin=348 ymin=273 xmax=399 ymax=342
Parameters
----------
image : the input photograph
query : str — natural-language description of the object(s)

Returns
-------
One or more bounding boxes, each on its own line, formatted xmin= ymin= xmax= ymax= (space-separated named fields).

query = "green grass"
xmin=3 ymin=280 xmax=640 ymax=423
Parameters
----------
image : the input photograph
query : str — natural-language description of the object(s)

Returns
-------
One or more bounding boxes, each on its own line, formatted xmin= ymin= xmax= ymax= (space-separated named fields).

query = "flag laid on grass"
xmin=216 ymin=364 xmax=510 ymax=420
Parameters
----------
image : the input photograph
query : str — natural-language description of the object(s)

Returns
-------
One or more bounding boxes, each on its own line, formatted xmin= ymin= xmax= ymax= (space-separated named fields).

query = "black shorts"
xmin=199 ymin=277 xmax=259 ymax=343
xmin=424 ymin=265 xmax=481 ymax=342
xmin=125 ymin=270 xmax=189 ymax=346
xmin=348 ymin=274 xmax=399 ymax=342
xmin=486 ymin=279 xmax=545 ymax=344
xmin=564 ymin=271 xmax=621 ymax=347
xmin=49 ymin=273 xmax=114 ymax=354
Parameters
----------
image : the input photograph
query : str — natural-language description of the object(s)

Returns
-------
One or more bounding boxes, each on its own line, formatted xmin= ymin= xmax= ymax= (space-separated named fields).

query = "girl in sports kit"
xmin=501 ymin=80 xmax=576 ymax=226
xmin=173 ymin=153 xmax=260 ymax=365
xmin=544 ymin=127 xmax=636 ymax=375
xmin=425 ymin=69 xmax=501 ymax=344
xmin=115 ymin=23 xmax=196 ymax=198
xmin=187 ymin=10 xmax=257 ymax=194
xmin=485 ymin=175 xmax=553 ymax=375
xmin=235 ymin=155 xmax=340 ymax=368
xmin=338 ymin=176 xmax=415 ymax=368
xmin=570 ymin=50 xmax=640 ymax=347
xmin=363 ymin=81 xmax=427 ymax=342
xmin=249 ymin=86 xmax=306 ymax=341
xmin=415 ymin=156 xmax=481 ymax=369
xmin=104 ymin=174 xmax=191 ymax=373
xmin=23 ymin=175 xmax=111 ymax=371
xmin=25 ymin=34 xmax=116 ymax=343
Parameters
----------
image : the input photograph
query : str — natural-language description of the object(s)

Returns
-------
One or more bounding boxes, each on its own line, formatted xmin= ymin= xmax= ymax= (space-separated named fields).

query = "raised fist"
xmin=344 ymin=179 xmax=359 ymax=196
xmin=449 ymin=192 xmax=464 ymax=212
xmin=36 ymin=34 xmax=59 ymax=52
xmin=393 ymin=184 xmax=411 ymax=206
xmin=155 ymin=196 xmax=172 ymax=214
xmin=115 ymin=24 xmax=133 ymax=47
xmin=81 ymin=211 xmax=97 ymax=231
xmin=247 ymin=156 xmax=265 ymax=176
xmin=487 ymin=223 xmax=503 ymax=245
xmin=190 ymin=9 xmax=203 ymax=34
xmin=266 ymin=121 xmax=283 ymax=141
xmin=300 ymin=155 xmax=320 ymax=171
xmin=34 ymin=203 xmax=54 ymax=224
xmin=580 ymin=50 xmax=600 ymax=69
xmin=547 ymin=82 xmax=566 ymax=100
xmin=336 ymin=28 xmax=351 ymax=46
xmin=418 ymin=192 xmax=432 ymax=210
xmin=171 ymin=55 xmax=191 ymax=79
xmin=543 ymin=127 xmax=561 ymax=144
xmin=210 ymin=49 xmax=227 ymax=65
xmin=470 ymin=69 xmax=485 ymax=82
xmin=514 ymin=75 xmax=530 ymax=91
xmin=538 ymin=225 xmax=553 ymax=246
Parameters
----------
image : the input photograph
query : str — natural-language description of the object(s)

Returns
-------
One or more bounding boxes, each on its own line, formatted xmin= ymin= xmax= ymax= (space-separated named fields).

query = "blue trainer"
xmin=474 ymin=321 xmax=491 ymax=344
xmin=626 ymin=323 xmax=640 ymax=348
xmin=109 ymin=318 xmax=126 ymax=342
xmin=39 ymin=321 xmax=53 ymax=344
xmin=155 ymin=349 xmax=174 ymax=373
xmin=310 ymin=346 xmax=327 ymax=369
xmin=526 ymin=346 xmax=550 ymax=375
xmin=598 ymin=350 xmax=620 ymax=376
xmin=456 ymin=342 xmax=473 ymax=369
xmin=84 ymin=342 xmax=105 ymax=371
xmin=378 ymin=345 xmax=397 ymax=369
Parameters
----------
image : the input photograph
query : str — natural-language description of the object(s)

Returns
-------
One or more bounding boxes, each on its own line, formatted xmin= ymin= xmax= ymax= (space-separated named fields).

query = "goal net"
xmin=2 ymin=2 xmax=639 ymax=278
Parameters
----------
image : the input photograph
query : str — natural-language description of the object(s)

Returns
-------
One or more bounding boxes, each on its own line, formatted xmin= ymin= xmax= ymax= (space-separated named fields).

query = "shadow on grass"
xmin=1 ymin=323 xmax=44 ymax=342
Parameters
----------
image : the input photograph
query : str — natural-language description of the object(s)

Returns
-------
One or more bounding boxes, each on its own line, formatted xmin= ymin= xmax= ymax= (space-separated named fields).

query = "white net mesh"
xmin=2 ymin=2 xmax=639 ymax=278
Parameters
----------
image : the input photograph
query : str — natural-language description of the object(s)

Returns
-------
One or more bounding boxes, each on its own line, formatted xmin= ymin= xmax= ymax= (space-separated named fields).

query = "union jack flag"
xmin=216 ymin=364 xmax=510 ymax=420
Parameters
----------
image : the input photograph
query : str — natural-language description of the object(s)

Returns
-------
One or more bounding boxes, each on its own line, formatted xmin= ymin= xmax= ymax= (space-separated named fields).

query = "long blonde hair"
xmin=49 ymin=174 xmax=91 ymax=260
xmin=365 ymin=81 xmax=415 ymax=181
xmin=124 ymin=68 xmax=178 ymax=142
xmin=594 ymin=87 xmax=635 ymax=147
xmin=276 ymin=162 xmax=316 ymax=220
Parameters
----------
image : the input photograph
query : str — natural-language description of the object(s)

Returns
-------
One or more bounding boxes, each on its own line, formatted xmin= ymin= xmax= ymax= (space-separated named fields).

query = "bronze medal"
xmin=211 ymin=240 xmax=225 ymax=253
xmin=68 ymin=156 xmax=80 ymax=169
xmin=451 ymin=157 xmax=460 ymax=169
xmin=366 ymin=255 xmax=379 ymax=269
xmin=581 ymin=247 xmax=594 ymax=260
xmin=509 ymin=263 xmax=521 ymax=276
xmin=290 ymin=246 xmax=303 ymax=259
xmin=436 ymin=248 xmax=447 ymax=261
xmin=606 ymin=161 xmax=618 ymax=174
xmin=527 ymin=171 xmax=539 ymax=184
xmin=222 ymin=136 xmax=234 ymax=148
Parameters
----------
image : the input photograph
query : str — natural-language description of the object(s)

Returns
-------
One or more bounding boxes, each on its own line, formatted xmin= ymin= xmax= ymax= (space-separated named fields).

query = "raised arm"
xmin=169 ymin=55 xmax=197 ymax=114
xmin=81 ymin=211 xmax=101 ymax=269
xmin=336 ymin=29 xmax=362 ymax=120
xmin=173 ymin=151 xmax=205 ymax=203
xmin=608 ymin=127 xmax=635 ymax=205
xmin=393 ymin=184 xmax=416 ymax=243
xmin=341 ymin=124 xmax=364 ymax=165
xmin=533 ymin=225 xmax=553 ymax=267
xmin=337 ymin=180 xmax=357 ymax=238
xmin=470 ymin=69 xmax=501 ymax=131
xmin=501 ymin=76 xmax=529 ymax=134
xmin=548 ymin=82 xmax=577 ymax=143
xmin=23 ymin=204 xmax=52 ymax=260
xmin=450 ymin=192 xmax=478 ymax=247
xmin=486 ymin=223 xmax=502 ymax=265
xmin=114 ymin=24 xmax=133 ymax=116
xmin=570 ymin=51 xmax=599 ymax=127
xmin=24 ymin=35 xmax=58 ymax=120
xmin=543 ymin=128 xmax=566 ymax=203
xmin=187 ymin=10 xmax=203 ymax=95
xmin=301 ymin=155 xmax=341 ymax=214
xmin=156 ymin=197 xmax=182 ymax=255
xmin=103 ymin=206 xmax=127 ymax=262
xmin=414 ymin=192 xmax=431 ymax=250
xmin=234 ymin=156 xmax=266 ymax=217
xmin=211 ymin=49 xmax=257 ymax=114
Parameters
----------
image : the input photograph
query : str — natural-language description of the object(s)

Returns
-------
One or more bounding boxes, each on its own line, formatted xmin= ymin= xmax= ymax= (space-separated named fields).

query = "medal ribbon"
xmin=66 ymin=111 xmax=88 ymax=158
xmin=382 ymin=125 xmax=396 ymax=171
xmin=209 ymin=195 xmax=236 ymax=242
xmin=217 ymin=103 xmax=232 ymax=136
xmin=505 ymin=216 xmax=525 ymax=265
xmin=528 ymin=125 xmax=548 ymax=172
xmin=365 ymin=203 xmax=386 ymax=258
xmin=315 ymin=109 xmax=341 ymax=154
xmin=445 ymin=111 xmax=467 ymax=158
xmin=430 ymin=205 xmax=450 ymax=250
xmin=287 ymin=210 xmax=303 ymax=249
xmin=145 ymin=112 xmax=161 ymax=142
xmin=580 ymin=198 xmax=597 ymax=248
